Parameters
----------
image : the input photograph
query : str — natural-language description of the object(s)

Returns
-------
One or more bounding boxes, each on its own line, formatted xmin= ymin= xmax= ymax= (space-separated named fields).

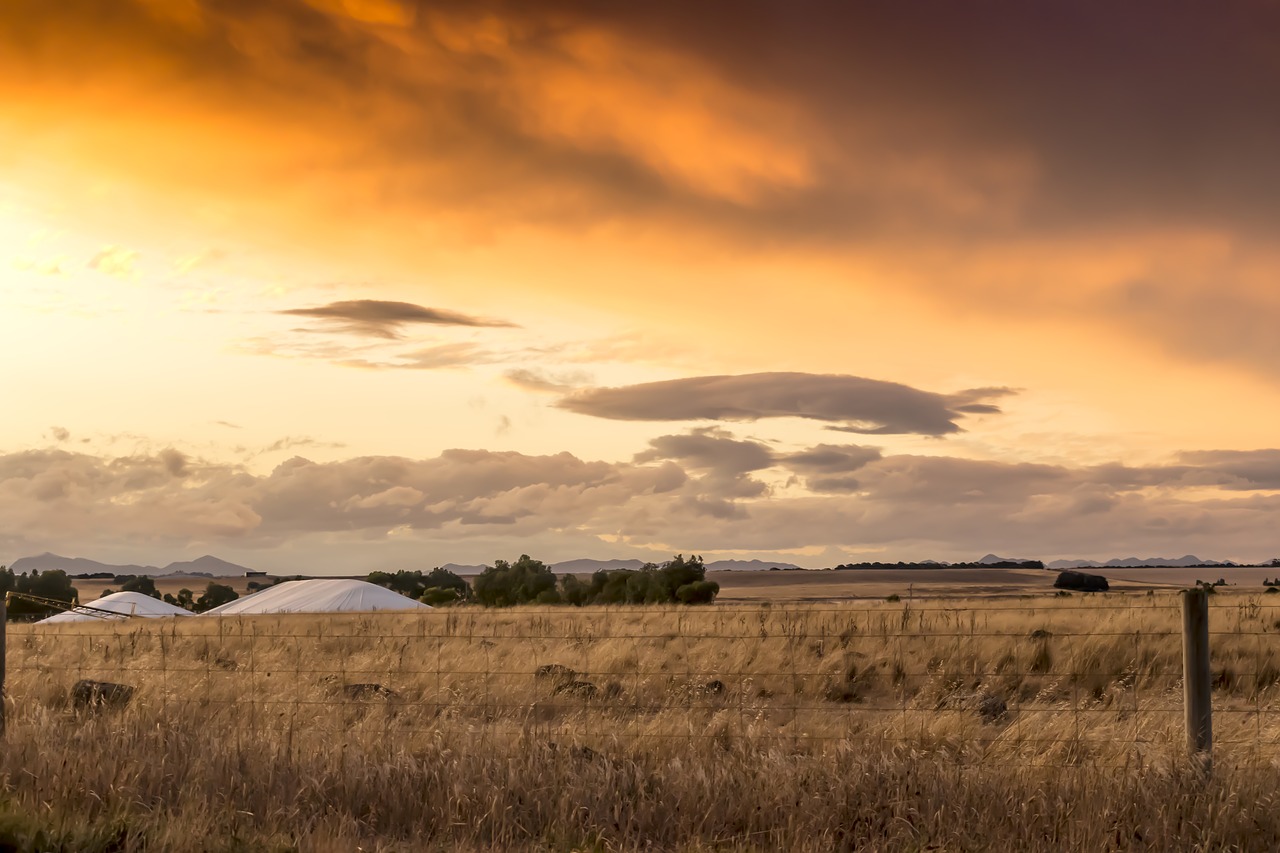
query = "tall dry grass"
xmin=3 ymin=592 xmax=1280 ymax=851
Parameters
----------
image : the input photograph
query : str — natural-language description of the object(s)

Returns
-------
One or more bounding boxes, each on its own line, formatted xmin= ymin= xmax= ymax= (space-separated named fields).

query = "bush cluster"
xmin=367 ymin=568 xmax=471 ymax=606
xmin=473 ymin=554 xmax=719 ymax=607
xmin=162 ymin=582 xmax=239 ymax=613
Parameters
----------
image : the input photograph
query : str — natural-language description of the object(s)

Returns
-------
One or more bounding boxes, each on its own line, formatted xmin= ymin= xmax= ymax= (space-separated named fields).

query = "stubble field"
xmin=3 ymin=589 xmax=1280 ymax=851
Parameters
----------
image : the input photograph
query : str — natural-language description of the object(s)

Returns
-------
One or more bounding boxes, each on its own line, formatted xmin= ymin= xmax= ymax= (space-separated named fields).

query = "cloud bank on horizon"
xmin=6 ymin=437 xmax=1280 ymax=570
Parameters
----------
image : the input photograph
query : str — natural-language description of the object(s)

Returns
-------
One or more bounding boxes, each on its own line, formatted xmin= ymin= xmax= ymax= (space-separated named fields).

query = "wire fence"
xmin=4 ymin=594 xmax=1279 ymax=768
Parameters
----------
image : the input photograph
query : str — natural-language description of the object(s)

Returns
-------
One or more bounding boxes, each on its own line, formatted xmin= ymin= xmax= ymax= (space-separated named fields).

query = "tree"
xmin=415 ymin=567 xmax=471 ymax=605
xmin=423 ymin=567 xmax=470 ymax=599
xmin=557 ymin=556 xmax=718 ymax=606
xmin=194 ymin=582 xmax=238 ymax=613
xmin=473 ymin=555 xmax=556 ymax=607
xmin=561 ymin=574 xmax=590 ymax=606
xmin=121 ymin=575 xmax=161 ymax=599
xmin=163 ymin=588 xmax=196 ymax=611
xmin=368 ymin=567 xmax=472 ymax=603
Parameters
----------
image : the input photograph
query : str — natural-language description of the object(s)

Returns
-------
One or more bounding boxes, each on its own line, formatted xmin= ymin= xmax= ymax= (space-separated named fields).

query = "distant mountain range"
xmin=1046 ymin=555 xmax=1242 ymax=569
xmin=28 ymin=549 xmax=1258 ymax=578
xmin=7 ymin=552 xmax=803 ymax=578
xmin=8 ymin=552 xmax=253 ymax=576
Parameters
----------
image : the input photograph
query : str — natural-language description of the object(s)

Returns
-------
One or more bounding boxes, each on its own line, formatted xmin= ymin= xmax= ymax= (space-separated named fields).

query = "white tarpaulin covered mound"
xmin=39 ymin=591 xmax=193 ymax=623
xmin=204 ymin=579 xmax=431 ymax=615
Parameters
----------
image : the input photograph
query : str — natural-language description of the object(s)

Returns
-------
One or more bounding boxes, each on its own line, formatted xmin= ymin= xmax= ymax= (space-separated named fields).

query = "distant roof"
xmin=38 ymin=591 xmax=193 ymax=623
xmin=203 ymin=579 xmax=431 ymax=615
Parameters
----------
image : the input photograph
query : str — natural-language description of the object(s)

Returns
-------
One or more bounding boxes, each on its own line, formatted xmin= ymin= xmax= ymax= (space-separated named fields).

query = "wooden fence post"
xmin=1 ymin=593 xmax=7 ymax=737
xmin=1181 ymin=587 xmax=1211 ymax=770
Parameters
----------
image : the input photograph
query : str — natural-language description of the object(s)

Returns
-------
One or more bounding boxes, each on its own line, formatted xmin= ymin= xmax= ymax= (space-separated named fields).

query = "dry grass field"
xmin=4 ymin=591 xmax=1280 ymax=850
xmin=72 ymin=575 xmax=267 ymax=602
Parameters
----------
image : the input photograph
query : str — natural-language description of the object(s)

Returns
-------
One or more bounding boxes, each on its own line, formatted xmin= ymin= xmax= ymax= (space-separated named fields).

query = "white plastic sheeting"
xmin=38 ymin=591 xmax=193 ymax=623
xmin=203 ymin=579 xmax=430 ymax=615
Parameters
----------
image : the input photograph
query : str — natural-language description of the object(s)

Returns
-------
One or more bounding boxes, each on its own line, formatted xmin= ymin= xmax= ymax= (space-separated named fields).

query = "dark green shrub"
xmin=420 ymin=587 xmax=464 ymax=606
xmin=675 ymin=580 xmax=719 ymax=604
xmin=194 ymin=582 xmax=238 ymax=613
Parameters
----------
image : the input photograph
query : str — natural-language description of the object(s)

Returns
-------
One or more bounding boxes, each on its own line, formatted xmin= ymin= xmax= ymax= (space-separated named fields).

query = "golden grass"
xmin=3 ymin=592 xmax=1280 ymax=850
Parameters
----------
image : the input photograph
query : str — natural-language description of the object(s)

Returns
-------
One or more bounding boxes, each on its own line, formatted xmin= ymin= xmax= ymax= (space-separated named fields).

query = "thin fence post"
xmin=1181 ymin=588 xmax=1211 ymax=770
xmin=1 ymin=592 xmax=7 ymax=737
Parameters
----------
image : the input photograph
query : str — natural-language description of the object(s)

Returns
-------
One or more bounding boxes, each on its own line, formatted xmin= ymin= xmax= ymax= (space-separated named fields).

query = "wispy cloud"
xmin=504 ymin=368 xmax=593 ymax=394
xmin=88 ymin=246 xmax=138 ymax=278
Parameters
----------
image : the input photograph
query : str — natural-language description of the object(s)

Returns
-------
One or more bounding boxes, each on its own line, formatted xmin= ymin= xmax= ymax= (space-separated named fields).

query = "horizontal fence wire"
xmin=7 ymin=596 xmax=1280 ymax=769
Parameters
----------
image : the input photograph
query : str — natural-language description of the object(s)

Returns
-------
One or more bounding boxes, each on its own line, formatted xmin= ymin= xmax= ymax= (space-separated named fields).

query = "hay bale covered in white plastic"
xmin=203 ymin=579 xmax=431 ymax=615
xmin=39 ymin=591 xmax=193 ymax=623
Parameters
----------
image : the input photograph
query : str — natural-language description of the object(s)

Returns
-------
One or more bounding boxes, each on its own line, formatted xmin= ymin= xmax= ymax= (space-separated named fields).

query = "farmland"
xmin=4 ymin=589 xmax=1280 ymax=850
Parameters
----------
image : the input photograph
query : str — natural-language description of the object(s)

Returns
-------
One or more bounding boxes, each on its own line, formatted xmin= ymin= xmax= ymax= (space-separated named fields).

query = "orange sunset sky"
xmin=3 ymin=0 xmax=1280 ymax=571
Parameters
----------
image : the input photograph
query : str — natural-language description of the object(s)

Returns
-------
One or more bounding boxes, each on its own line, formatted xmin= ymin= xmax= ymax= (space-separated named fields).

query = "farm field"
xmin=71 ymin=575 xmax=269 ymax=602
xmin=67 ymin=564 xmax=1248 ymax=609
xmin=708 ymin=566 xmax=1177 ymax=601
xmin=5 ymin=591 xmax=1280 ymax=851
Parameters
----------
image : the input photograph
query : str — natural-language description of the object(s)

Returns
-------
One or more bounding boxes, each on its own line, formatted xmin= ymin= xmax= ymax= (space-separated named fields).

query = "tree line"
xmin=0 ymin=567 xmax=79 ymax=618
xmin=364 ymin=554 xmax=720 ymax=608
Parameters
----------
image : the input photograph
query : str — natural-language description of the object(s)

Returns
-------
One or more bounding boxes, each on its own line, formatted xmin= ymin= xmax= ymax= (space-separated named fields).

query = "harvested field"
xmin=709 ymin=566 xmax=1173 ymax=601
xmin=4 ymin=592 xmax=1280 ymax=850
xmin=70 ymin=575 xmax=266 ymax=602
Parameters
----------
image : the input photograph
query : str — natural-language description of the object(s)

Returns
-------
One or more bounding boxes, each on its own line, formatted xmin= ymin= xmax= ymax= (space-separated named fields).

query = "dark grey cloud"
xmin=635 ymin=430 xmax=773 ymax=500
xmin=559 ymin=373 xmax=1013 ymax=435
xmin=280 ymin=300 xmax=516 ymax=339
xmin=777 ymin=443 xmax=882 ymax=493
xmin=637 ymin=430 xmax=773 ymax=474
xmin=1176 ymin=450 xmax=1280 ymax=490
xmin=779 ymin=443 xmax=882 ymax=474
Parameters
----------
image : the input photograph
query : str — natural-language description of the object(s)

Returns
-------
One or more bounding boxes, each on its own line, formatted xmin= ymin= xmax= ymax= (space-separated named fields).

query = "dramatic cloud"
xmin=281 ymin=300 xmax=516 ymax=339
xmin=6 ymin=0 xmax=1280 ymax=381
xmin=7 ymin=1 xmax=1280 ymax=571
xmin=559 ymin=373 xmax=1013 ymax=435
xmin=7 ymin=439 xmax=1280 ymax=567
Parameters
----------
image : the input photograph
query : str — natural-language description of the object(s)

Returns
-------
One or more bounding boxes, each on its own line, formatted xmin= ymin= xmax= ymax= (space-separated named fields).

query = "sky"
xmin=3 ymin=0 xmax=1280 ymax=572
